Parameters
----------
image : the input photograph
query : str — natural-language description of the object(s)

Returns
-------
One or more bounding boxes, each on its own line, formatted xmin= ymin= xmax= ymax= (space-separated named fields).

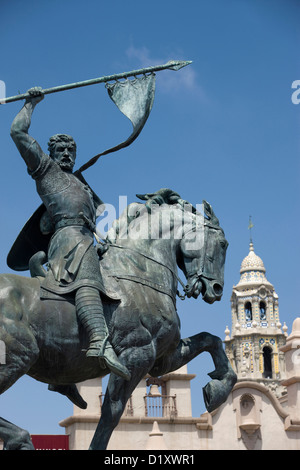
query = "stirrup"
xmin=87 ymin=336 xmax=131 ymax=381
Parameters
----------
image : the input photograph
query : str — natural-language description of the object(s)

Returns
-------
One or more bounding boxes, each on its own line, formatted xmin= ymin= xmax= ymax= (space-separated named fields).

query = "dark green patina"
xmin=0 ymin=72 xmax=236 ymax=450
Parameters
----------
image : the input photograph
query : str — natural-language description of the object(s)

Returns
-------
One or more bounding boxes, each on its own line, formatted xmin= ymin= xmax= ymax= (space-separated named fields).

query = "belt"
xmin=55 ymin=213 xmax=96 ymax=232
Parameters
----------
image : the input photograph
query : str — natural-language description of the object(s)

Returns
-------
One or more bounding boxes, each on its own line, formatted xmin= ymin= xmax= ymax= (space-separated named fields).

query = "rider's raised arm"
xmin=10 ymin=87 xmax=45 ymax=173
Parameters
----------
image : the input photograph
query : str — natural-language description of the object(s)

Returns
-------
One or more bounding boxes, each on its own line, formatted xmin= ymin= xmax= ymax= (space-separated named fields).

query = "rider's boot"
xmin=75 ymin=286 xmax=130 ymax=381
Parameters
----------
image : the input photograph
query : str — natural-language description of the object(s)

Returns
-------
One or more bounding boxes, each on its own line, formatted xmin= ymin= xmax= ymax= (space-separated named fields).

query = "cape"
xmin=7 ymin=171 xmax=103 ymax=272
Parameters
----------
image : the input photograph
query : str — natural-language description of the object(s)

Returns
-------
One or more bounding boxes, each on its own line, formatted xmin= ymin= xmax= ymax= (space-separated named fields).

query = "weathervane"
xmin=248 ymin=215 xmax=254 ymax=244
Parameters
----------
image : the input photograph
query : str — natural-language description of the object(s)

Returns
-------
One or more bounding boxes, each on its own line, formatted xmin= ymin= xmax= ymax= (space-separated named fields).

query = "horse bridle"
xmin=106 ymin=220 xmax=221 ymax=301
xmin=183 ymin=221 xmax=223 ymax=283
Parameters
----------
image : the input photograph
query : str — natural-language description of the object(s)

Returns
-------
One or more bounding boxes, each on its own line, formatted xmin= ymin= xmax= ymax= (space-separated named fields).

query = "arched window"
xmin=240 ymin=394 xmax=255 ymax=417
xmin=245 ymin=302 xmax=252 ymax=321
xmin=260 ymin=301 xmax=266 ymax=320
xmin=263 ymin=346 xmax=272 ymax=379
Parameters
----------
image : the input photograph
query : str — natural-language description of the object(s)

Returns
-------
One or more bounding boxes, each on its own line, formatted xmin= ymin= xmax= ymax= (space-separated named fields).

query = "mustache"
xmin=59 ymin=158 xmax=74 ymax=167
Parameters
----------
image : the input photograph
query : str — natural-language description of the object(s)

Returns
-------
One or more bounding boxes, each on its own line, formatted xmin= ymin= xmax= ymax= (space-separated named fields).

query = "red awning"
xmin=31 ymin=435 xmax=69 ymax=450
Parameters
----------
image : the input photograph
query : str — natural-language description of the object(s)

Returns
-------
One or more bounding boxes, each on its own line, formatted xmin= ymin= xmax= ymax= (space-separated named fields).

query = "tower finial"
xmin=248 ymin=215 xmax=254 ymax=247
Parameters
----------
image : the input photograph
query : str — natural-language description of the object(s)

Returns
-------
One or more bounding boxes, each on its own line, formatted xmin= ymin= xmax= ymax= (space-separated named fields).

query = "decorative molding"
xmin=233 ymin=381 xmax=288 ymax=420
xmin=59 ymin=414 xmax=212 ymax=429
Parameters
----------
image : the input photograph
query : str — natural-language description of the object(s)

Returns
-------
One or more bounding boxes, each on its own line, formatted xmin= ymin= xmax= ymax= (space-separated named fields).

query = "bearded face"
xmin=48 ymin=134 xmax=76 ymax=172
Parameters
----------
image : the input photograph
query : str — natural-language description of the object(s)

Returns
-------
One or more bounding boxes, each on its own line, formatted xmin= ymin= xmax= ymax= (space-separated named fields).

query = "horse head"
xmin=178 ymin=199 xmax=228 ymax=304
xmin=108 ymin=189 xmax=228 ymax=305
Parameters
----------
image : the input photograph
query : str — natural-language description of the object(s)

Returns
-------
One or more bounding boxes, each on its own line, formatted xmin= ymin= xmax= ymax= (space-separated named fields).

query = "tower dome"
xmin=240 ymin=242 xmax=266 ymax=274
xmin=236 ymin=242 xmax=271 ymax=287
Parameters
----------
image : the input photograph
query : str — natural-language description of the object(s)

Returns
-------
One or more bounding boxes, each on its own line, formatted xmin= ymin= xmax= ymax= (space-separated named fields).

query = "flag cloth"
xmin=77 ymin=73 xmax=156 ymax=173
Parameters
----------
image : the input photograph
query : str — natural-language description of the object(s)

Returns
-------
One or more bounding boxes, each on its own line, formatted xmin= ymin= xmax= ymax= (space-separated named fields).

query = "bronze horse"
xmin=0 ymin=189 xmax=236 ymax=450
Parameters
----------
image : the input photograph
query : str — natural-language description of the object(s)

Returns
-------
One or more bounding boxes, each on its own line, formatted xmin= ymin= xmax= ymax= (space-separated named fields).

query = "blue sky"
xmin=0 ymin=0 xmax=299 ymax=436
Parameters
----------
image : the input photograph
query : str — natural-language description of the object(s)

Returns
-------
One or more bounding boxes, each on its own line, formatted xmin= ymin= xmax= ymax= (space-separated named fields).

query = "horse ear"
xmin=203 ymin=200 xmax=219 ymax=226
xmin=136 ymin=193 xmax=154 ymax=201
xmin=136 ymin=194 xmax=148 ymax=201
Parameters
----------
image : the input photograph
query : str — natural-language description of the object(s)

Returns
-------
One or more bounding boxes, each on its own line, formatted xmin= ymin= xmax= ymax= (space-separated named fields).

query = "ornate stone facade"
xmin=225 ymin=242 xmax=288 ymax=399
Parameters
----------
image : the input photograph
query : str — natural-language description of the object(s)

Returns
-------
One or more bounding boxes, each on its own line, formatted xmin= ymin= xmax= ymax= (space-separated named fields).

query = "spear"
xmin=0 ymin=60 xmax=192 ymax=105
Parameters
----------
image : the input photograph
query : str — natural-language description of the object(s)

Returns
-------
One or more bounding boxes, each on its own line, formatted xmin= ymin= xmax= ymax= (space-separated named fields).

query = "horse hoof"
xmin=208 ymin=367 xmax=229 ymax=380
xmin=203 ymin=379 xmax=231 ymax=413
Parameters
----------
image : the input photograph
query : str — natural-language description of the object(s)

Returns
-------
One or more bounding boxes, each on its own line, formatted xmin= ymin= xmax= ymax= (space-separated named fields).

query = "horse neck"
xmin=111 ymin=204 xmax=182 ymax=272
xmin=113 ymin=233 xmax=179 ymax=272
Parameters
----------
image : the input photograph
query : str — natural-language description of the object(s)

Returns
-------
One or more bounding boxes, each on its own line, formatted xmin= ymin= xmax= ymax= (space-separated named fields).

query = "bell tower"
xmin=224 ymin=241 xmax=288 ymax=398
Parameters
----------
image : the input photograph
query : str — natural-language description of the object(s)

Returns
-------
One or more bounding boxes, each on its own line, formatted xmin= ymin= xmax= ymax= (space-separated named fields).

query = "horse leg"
xmin=0 ymin=418 xmax=34 ymax=450
xmin=0 ymin=358 xmax=37 ymax=449
xmin=150 ymin=331 xmax=237 ymax=413
xmin=0 ymin=316 xmax=39 ymax=449
xmin=0 ymin=356 xmax=38 ymax=449
xmin=89 ymin=342 xmax=156 ymax=450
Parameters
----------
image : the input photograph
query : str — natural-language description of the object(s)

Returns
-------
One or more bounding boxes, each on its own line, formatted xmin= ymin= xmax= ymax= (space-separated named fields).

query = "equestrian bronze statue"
xmin=0 ymin=73 xmax=236 ymax=450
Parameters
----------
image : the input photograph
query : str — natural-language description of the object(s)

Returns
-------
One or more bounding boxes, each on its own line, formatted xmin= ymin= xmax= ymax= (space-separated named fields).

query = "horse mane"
xmin=136 ymin=188 xmax=187 ymax=210
xmin=136 ymin=188 xmax=219 ymax=223
xmin=105 ymin=188 xmax=220 ymax=243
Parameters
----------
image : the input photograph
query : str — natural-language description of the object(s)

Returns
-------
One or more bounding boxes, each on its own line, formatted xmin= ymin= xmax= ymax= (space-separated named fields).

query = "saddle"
xmin=29 ymin=250 xmax=121 ymax=302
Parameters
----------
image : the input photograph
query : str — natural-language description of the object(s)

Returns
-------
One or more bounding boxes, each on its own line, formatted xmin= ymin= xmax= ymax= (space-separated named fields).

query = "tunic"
xmin=29 ymin=150 xmax=104 ymax=296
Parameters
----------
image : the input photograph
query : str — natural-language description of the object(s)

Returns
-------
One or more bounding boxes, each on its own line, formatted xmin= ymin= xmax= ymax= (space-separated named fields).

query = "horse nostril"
xmin=213 ymin=283 xmax=223 ymax=296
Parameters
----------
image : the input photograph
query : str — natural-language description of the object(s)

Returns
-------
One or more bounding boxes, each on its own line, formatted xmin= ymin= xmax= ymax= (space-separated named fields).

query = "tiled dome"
xmin=240 ymin=242 xmax=266 ymax=274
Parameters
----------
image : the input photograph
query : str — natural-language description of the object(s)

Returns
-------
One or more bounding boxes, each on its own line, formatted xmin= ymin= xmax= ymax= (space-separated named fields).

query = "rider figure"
xmin=10 ymin=87 xmax=130 ymax=381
